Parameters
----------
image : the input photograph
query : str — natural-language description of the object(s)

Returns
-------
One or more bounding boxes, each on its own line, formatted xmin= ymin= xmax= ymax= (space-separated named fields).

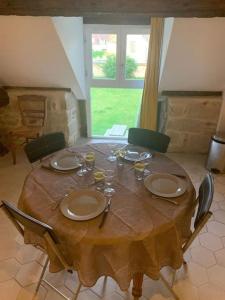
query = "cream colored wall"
xmin=0 ymin=16 xmax=85 ymax=99
xmin=160 ymin=18 xmax=174 ymax=81
xmin=160 ymin=17 xmax=225 ymax=91
xmin=52 ymin=17 xmax=86 ymax=98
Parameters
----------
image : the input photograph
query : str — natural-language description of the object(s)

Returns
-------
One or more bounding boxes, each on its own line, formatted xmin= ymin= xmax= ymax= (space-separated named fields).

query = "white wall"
xmin=160 ymin=18 xmax=174 ymax=81
xmin=0 ymin=16 xmax=85 ymax=99
xmin=160 ymin=18 xmax=225 ymax=91
xmin=52 ymin=17 xmax=86 ymax=98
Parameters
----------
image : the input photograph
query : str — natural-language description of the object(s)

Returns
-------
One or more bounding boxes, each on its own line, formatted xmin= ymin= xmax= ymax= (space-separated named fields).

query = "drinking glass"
xmin=134 ymin=162 xmax=145 ymax=181
xmin=94 ymin=170 xmax=105 ymax=191
xmin=85 ymin=152 xmax=95 ymax=171
xmin=116 ymin=150 xmax=125 ymax=167
xmin=104 ymin=169 xmax=115 ymax=196
xmin=107 ymin=145 xmax=118 ymax=162
xmin=77 ymin=156 xmax=88 ymax=177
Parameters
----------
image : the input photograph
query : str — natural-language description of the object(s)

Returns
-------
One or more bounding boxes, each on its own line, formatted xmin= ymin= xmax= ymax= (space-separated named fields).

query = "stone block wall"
xmin=0 ymin=88 xmax=81 ymax=146
xmin=164 ymin=95 xmax=222 ymax=153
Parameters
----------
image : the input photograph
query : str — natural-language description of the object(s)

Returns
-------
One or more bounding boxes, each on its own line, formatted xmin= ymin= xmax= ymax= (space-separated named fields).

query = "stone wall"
xmin=0 ymin=88 xmax=81 ymax=146
xmin=164 ymin=95 xmax=222 ymax=153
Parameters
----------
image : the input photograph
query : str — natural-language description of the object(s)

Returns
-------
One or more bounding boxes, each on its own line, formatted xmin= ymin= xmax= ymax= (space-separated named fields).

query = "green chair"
xmin=128 ymin=128 xmax=170 ymax=153
xmin=24 ymin=132 xmax=66 ymax=163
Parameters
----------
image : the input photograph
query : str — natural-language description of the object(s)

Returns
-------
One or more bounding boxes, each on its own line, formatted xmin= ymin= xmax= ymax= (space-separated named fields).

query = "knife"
xmin=152 ymin=194 xmax=179 ymax=205
xmin=99 ymin=198 xmax=111 ymax=229
xmin=41 ymin=165 xmax=74 ymax=174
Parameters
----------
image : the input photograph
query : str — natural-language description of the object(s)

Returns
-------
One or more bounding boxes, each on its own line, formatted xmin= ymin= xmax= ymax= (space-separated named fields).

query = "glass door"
xmin=85 ymin=25 xmax=150 ymax=138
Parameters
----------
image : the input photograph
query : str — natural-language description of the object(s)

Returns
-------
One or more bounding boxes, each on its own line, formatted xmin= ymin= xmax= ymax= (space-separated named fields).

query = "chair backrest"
xmin=128 ymin=128 xmax=171 ymax=153
xmin=18 ymin=95 xmax=47 ymax=128
xmin=194 ymin=173 xmax=214 ymax=228
xmin=0 ymin=200 xmax=57 ymax=242
xmin=24 ymin=132 xmax=66 ymax=163
xmin=1 ymin=200 xmax=72 ymax=271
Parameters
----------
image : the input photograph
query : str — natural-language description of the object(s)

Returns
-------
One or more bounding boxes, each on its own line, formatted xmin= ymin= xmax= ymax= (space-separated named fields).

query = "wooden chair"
xmin=7 ymin=95 xmax=47 ymax=164
xmin=158 ymin=173 xmax=214 ymax=300
xmin=24 ymin=132 xmax=66 ymax=163
xmin=0 ymin=200 xmax=82 ymax=300
xmin=128 ymin=128 xmax=171 ymax=153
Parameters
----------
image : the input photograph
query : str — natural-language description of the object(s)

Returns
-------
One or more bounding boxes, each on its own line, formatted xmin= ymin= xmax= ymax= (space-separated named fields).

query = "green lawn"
xmin=91 ymin=88 xmax=143 ymax=136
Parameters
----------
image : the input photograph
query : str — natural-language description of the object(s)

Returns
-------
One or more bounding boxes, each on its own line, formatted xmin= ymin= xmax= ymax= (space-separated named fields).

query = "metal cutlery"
xmin=170 ymin=173 xmax=186 ymax=179
xmin=151 ymin=194 xmax=179 ymax=205
xmin=41 ymin=165 xmax=75 ymax=174
xmin=99 ymin=198 xmax=111 ymax=229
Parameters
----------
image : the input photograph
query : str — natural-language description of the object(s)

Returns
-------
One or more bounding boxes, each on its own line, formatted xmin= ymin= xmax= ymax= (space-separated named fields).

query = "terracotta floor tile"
xmin=217 ymin=200 xmax=225 ymax=211
xmin=191 ymin=246 xmax=216 ymax=268
xmin=199 ymin=232 xmax=223 ymax=251
xmin=185 ymin=261 xmax=208 ymax=286
xmin=208 ymin=264 xmax=225 ymax=291
xmin=0 ymin=258 xmax=21 ymax=282
xmin=207 ymin=221 xmax=225 ymax=237
xmin=214 ymin=191 xmax=225 ymax=203
xmin=16 ymin=261 xmax=43 ymax=287
xmin=17 ymin=283 xmax=47 ymax=300
xmin=16 ymin=245 xmax=42 ymax=264
xmin=198 ymin=283 xmax=225 ymax=300
xmin=0 ymin=240 xmax=21 ymax=261
xmin=213 ymin=210 xmax=225 ymax=224
xmin=214 ymin=182 xmax=225 ymax=195
xmin=173 ymin=279 xmax=199 ymax=300
xmin=215 ymin=248 xmax=225 ymax=268
xmin=0 ymin=279 xmax=21 ymax=300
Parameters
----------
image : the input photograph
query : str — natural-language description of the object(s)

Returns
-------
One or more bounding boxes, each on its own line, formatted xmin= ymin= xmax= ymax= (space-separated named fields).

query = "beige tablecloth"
xmin=18 ymin=143 xmax=196 ymax=291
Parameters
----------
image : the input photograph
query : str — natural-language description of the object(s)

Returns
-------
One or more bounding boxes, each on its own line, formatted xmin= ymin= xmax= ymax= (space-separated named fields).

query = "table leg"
xmin=132 ymin=273 xmax=144 ymax=300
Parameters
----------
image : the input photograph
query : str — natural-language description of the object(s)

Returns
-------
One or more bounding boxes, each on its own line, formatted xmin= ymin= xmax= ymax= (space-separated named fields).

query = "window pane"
xmin=125 ymin=34 xmax=149 ymax=80
xmin=92 ymin=34 xmax=117 ymax=79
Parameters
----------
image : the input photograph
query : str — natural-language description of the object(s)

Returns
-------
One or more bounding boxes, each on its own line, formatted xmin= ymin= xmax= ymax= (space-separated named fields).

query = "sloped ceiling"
xmin=160 ymin=17 xmax=225 ymax=91
xmin=0 ymin=16 xmax=86 ymax=99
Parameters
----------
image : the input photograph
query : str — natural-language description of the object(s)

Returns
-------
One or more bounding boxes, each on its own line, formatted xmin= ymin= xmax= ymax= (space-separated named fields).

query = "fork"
xmin=99 ymin=198 xmax=111 ymax=228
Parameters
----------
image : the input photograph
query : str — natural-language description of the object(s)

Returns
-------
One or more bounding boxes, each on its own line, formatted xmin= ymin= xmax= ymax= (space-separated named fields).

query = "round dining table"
xmin=18 ymin=143 xmax=196 ymax=300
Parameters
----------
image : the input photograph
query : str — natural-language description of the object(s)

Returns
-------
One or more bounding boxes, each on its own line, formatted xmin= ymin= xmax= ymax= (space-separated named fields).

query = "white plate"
xmin=60 ymin=190 xmax=107 ymax=221
xmin=124 ymin=145 xmax=152 ymax=162
xmin=50 ymin=152 xmax=81 ymax=171
xmin=144 ymin=173 xmax=186 ymax=198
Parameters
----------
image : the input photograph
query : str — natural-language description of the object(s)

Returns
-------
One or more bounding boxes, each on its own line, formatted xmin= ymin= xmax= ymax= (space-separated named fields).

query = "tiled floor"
xmin=1 ymin=142 xmax=225 ymax=300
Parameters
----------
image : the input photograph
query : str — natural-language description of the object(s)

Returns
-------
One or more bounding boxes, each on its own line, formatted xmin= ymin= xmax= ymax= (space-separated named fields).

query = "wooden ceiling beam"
xmin=0 ymin=0 xmax=225 ymax=17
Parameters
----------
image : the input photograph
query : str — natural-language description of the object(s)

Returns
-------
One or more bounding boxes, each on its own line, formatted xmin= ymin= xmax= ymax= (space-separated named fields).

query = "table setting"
xmin=18 ymin=142 xmax=196 ymax=298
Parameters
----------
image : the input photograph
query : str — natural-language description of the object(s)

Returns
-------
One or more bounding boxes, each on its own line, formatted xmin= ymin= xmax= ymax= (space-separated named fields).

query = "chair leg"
xmin=72 ymin=282 xmax=82 ymax=300
xmin=11 ymin=149 xmax=16 ymax=165
xmin=171 ymin=270 xmax=177 ymax=286
xmin=159 ymin=273 xmax=180 ymax=300
xmin=35 ymin=256 xmax=49 ymax=294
